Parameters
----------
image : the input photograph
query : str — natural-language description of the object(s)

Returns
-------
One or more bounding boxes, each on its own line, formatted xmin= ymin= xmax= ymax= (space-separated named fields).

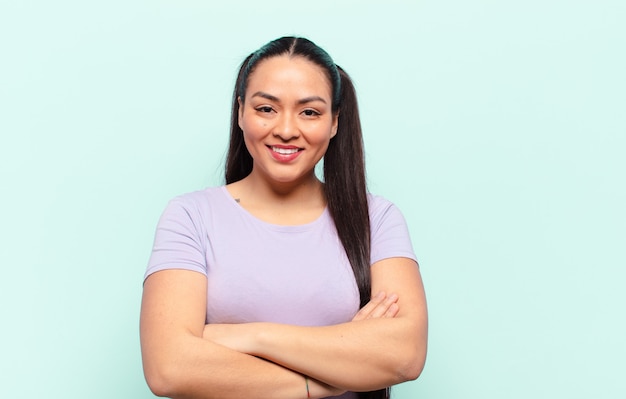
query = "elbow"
xmin=397 ymin=320 xmax=428 ymax=382
xmin=395 ymin=343 xmax=427 ymax=383
xmin=399 ymin=353 xmax=426 ymax=382
xmin=143 ymin=362 xmax=181 ymax=398
xmin=144 ymin=369 xmax=170 ymax=398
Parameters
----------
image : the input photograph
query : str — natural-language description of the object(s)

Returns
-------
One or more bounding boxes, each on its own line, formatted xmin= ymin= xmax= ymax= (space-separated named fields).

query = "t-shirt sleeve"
xmin=369 ymin=196 xmax=418 ymax=265
xmin=144 ymin=197 xmax=208 ymax=280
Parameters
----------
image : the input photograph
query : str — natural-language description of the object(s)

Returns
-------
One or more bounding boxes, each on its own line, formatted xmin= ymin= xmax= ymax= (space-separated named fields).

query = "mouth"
xmin=268 ymin=145 xmax=301 ymax=155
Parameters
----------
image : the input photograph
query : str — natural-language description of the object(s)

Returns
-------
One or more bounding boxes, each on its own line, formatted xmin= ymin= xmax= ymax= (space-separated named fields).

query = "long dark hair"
xmin=225 ymin=37 xmax=388 ymax=399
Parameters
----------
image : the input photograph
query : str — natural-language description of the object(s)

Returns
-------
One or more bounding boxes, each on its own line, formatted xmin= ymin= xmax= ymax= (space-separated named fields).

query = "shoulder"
xmin=367 ymin=192 xmax=394 ymax=211
xmin=164 ymin=186 xmax=227 ymax=213
xmin=366 ymin=193 xmax=404 ymax=225
xmin=366 ymin=192 xmax=417 ymax=264
xmin=168 ymin=186 xmax=224 ymax=206
xmin=156 ymin=186 xmax=232 ymax=228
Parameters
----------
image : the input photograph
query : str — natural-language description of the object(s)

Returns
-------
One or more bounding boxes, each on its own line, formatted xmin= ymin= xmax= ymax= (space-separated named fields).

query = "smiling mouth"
xmin=270 ymin=146 xmax=301 ymax=155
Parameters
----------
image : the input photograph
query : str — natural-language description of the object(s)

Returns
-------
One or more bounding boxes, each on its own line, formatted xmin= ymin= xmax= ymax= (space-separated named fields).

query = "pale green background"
xmin=1 ymin=0 xmax=624 ymax=398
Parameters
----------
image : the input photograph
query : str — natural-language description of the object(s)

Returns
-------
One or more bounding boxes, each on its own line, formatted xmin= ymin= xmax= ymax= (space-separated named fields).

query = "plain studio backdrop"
xmin=1 ymin=1 xmax=624 ymax=398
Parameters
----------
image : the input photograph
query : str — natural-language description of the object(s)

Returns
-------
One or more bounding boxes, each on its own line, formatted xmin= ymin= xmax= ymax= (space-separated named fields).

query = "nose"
xmin=273 ymin=113 xmax=300 ymax=141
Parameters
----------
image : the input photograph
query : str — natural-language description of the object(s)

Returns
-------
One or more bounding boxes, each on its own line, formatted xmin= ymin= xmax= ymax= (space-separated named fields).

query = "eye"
xmin=302 ymin=109 xmax=320 ymax=117
xmin=256 ymin=106 xmax=274 ymax=113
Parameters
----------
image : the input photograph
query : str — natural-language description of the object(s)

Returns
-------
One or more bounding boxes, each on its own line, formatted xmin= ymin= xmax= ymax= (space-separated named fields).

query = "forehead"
xmin=246 ymin=55 xmax=332 ymax=97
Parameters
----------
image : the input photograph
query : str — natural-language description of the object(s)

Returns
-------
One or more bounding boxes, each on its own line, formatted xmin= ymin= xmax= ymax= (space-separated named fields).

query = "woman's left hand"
xmin=351 ymin=291 xmax=399 ymax=322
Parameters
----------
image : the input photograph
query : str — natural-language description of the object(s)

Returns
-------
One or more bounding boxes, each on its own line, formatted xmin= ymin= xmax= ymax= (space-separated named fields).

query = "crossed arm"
xmin=140 ymin=257 xmax=427 ymax=398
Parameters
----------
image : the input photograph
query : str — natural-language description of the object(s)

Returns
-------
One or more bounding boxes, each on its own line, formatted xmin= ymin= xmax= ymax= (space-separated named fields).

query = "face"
xmin=238 ymin=55 xmax=338 ymax=187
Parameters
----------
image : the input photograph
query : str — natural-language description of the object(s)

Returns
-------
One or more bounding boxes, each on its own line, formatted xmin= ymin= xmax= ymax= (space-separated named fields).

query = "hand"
xmin=352 ymin=291 xmax=399 ymax=322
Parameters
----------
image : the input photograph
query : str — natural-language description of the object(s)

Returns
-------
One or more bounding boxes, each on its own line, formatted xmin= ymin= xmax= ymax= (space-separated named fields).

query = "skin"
xmin=140 ymin=55 xmax=428 ymax=398
xmin=228 ymin=55 xmax=338 ymax=224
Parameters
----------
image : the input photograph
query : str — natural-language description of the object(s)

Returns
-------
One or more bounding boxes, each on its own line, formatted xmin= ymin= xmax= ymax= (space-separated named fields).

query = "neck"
xmin=244 ymin=170 xmax=324 ymax=205
xmin=227 ymin=170 xmax=327 ymax=226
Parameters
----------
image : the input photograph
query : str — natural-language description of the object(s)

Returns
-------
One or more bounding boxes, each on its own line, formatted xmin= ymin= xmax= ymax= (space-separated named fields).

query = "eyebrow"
xmin=250 ymin=91 xmax=327 ymax=105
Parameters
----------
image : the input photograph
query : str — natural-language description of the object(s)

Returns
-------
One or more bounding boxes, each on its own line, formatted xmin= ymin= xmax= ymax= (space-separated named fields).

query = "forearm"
xmin=142 ymin=332 xmax=341 ymax=399
xmin=225 ymin=259 xmax=429 ymax=391
xmin=140 ymin=270 xmax=343 ymax=399
xmin=248 ymin=316 xmax=426 ymax=391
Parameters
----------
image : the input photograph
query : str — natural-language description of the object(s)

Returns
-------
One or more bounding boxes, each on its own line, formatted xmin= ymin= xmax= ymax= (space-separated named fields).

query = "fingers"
xmin=372 ymin=293 xmax=398 ymax=319
xmin=352 ymin=291 xmax=399 ymax=321
xmin=352 ymin=291 xmax=385 ymax=321
xmin=383 ymin=302 xmax=399 ymax=318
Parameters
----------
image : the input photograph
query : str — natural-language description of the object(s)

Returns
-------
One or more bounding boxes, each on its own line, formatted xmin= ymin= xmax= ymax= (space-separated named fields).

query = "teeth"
xmin=272 ymin=146 xmax=299 ymax=155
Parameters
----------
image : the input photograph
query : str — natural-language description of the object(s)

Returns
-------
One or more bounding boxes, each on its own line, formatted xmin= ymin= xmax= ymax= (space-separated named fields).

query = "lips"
xmin=271 ymin=146 xmax=299 ymax=155
xmin=267 ymin=145 xmax=302 ymax=162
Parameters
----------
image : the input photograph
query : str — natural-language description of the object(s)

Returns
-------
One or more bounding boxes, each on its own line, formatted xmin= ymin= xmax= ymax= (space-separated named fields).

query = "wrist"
xmin=304 ymin=376 xmax=311 ymax=398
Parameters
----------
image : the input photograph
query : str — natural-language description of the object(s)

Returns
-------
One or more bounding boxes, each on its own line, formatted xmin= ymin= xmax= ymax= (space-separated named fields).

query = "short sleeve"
xmin=144 ymin=197 xmax=208 ymax=280
xmin=369 ymin=195 xmax=418 ymax=265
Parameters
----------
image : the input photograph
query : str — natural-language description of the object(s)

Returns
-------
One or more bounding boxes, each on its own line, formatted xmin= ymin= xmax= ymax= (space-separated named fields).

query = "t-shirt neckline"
xmin=218 ymin=186 xmax=330 ymax=233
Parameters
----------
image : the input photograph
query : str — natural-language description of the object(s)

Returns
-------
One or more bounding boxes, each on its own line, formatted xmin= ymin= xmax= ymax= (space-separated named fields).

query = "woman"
xmin=140 ymin=36 xmax=427 ymax=399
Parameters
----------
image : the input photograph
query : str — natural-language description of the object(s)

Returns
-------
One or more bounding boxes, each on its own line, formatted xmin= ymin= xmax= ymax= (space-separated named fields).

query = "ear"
xmin=330 ymin=111 xmax=339 ymax=138
xmin=237 ymin=96 xmax=244 ymax=130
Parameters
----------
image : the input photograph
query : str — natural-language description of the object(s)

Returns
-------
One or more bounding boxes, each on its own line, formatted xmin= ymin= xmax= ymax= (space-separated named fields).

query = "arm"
xmin=203 ymin=257 xmax=428 ymax=392
xmin=140 ymin=269 xmax=345 ymax=399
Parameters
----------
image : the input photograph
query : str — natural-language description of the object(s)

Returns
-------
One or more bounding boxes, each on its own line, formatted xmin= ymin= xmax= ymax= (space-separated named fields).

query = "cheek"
xmin=241 ymin=122 xmax=269 ymax=155
xmin=241 ymin=115 xmax=269 ymax=134
xmin=242 ymin=134 xmax=262 ymax=159
xmin=309 ymin=124 xmax=336 ymax=145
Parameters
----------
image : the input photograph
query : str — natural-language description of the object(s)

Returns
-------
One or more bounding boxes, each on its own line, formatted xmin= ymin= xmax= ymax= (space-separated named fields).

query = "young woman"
xmin=140 ymin=36 xmax=427 ymax=399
